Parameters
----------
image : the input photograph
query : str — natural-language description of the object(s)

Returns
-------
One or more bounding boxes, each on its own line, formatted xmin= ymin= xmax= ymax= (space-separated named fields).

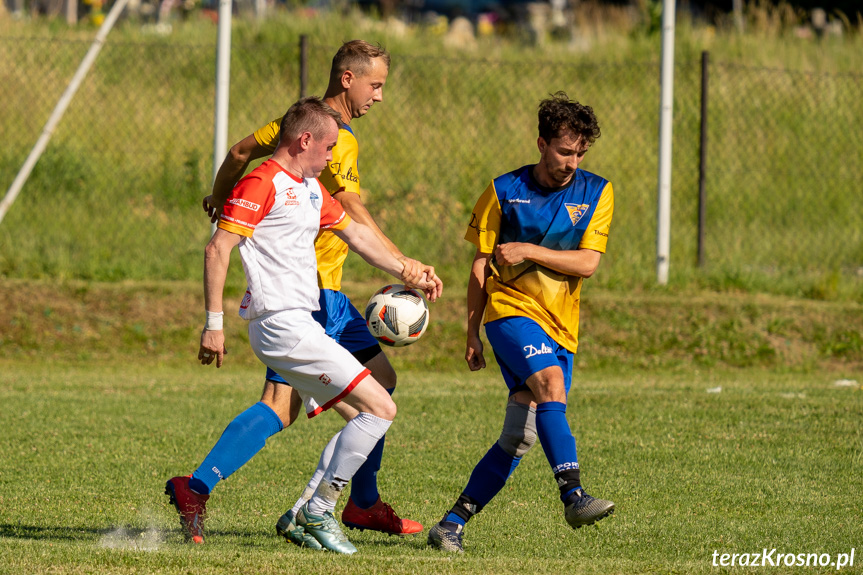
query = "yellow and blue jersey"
xmin=253 ymin=118 xmax=362 ymax=291
xmin=465 ymin=165 xmax=614 ymax=352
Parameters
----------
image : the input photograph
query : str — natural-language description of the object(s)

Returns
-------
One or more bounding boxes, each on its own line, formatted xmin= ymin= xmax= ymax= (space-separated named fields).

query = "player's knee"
xmin=372 ymin=397 xmax=397 ymax=422
xmin=497 ymin=402 xmax=537 ymax=457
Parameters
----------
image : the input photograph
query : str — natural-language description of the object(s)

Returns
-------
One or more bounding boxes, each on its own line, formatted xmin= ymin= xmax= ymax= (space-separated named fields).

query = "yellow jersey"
xmin=465 ymin=165 xmax=613 ymax=353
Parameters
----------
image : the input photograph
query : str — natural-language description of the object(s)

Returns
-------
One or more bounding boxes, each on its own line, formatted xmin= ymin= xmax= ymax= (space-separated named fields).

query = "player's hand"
xmin=465 ymin=334 xmax=486 ymax=371
xmin=202 ymin=194 xmax=224 ymax=224
xmin=401 ymin=263 xmax=443 ymax=303
xmin=398 ymin=257 xmax=425 ymax=286
xmin=199 ymin=328 xmax=228 ymax=368
xmin=494 ymin=242 xmax=531 ymax=266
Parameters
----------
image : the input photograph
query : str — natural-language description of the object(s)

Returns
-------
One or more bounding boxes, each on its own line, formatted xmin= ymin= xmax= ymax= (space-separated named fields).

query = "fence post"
xmin=656 ymin=0 xmax=676 ymax=285
xmin=697 ymin=50 xmax=709 ymax=268
xmin=299 ymin=35 xmax=308 ymax=98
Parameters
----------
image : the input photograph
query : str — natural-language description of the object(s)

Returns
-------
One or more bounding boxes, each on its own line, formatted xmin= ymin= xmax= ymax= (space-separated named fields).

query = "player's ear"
xmin=537 ymin=137 xmax=547 ymax=154
xmin=299 ymin=131 xmax=313 ymax=150
xmin=341 ymin=69 xmax=355 ymax=90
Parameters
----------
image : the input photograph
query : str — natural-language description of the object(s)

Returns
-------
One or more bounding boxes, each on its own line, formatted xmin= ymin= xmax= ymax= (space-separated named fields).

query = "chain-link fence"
xmin=1 ymin=31 xmax=861 ymax=296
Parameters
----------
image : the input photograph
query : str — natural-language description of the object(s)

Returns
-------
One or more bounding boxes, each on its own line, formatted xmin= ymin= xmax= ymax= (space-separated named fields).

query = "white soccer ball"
xmin=364 ymin=284 xmax=430 ymax=347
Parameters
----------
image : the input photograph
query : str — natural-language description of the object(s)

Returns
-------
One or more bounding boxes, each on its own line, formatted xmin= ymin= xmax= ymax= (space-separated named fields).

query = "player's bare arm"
xmin=494 ymin=242 xmax=602 ymax=278
xmin=334 ymin=191 xmax=425 ymax=284
xmin=204 ymin=135 xmax=271 ymax=223
xmin=200 ymin=228 xmax=241 ymax=367
xmin=334 ymin=221 xmax=442 ymax=302
xmin=465 ymin=249 xmax=492 ymax=371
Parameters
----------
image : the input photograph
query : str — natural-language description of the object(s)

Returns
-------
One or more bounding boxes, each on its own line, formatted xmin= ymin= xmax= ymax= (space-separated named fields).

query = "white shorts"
xmin=249 ymin=310 xmax=370 ymax=418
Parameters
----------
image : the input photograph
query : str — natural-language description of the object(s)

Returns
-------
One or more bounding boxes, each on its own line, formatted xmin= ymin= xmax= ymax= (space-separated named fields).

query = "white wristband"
xmin=205 ymin=310 xmax=224 ymax=331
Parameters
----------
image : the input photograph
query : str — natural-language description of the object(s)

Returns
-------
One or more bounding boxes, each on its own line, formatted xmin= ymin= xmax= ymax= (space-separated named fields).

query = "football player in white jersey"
xmin=166 ymin=97 xmax=441 ymax=554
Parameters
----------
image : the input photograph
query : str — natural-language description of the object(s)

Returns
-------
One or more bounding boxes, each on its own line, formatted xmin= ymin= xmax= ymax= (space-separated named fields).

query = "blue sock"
xmin=189 ymin=402 xmax=283 ymax=495
xmin=535 ymin=401 xmax=580 ymax=501
xmin=443 ymin=513 xmax=468 ymax=527
xmin=349 ymin=387 xmax=394 ymax=509
xmin=442 ymin=443 xmax=521 ymax=526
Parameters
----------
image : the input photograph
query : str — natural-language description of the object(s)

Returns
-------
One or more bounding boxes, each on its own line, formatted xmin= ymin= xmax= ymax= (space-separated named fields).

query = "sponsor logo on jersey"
xmin=593 ymin=229 xmax=608 ymax=237
xmin=344 ymin=167 xmax=358 ymax=183
xmin=565 ymin=203 xmax=589 ymax=226
xmin=310 ymin=191 xmax=320 ymax=210
xmin=228 ymin=197 xmax=261 ymax=212
xmin=507 ymin=198 xmax=531 ymax=204
xmin=524 ymin=342 xmax=554 ymax=358
xmin=319 ymin=373 xmax=332 ymax=386
xmin=284 ymin=187 xmax=299 ymax=206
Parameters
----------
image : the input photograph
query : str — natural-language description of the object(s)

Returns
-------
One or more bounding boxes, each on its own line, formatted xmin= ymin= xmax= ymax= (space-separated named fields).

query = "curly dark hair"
xmin=537 ymin=92 xmax=601 ymax=145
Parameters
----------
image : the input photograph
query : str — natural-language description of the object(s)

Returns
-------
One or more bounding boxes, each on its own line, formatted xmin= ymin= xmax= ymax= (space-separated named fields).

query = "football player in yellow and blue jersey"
xmin=167 ymin=41 xmax=438 ymax=547
xmin=428 ymin=92 xmax=615 ymax=553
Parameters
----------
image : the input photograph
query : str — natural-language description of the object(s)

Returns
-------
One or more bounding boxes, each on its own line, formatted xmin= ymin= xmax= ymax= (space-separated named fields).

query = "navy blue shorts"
xmin=484 ymin=316 xmax=573 ymax=396
xmin=266 ymin=289 xmax=381 ymax=383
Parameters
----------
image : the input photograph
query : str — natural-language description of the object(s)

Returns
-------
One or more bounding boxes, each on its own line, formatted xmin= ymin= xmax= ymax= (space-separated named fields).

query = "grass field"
xmin=1 ymin=362 xmax=861 ymax=574
xmin=1 ymin=280 xmax=861 ymax=573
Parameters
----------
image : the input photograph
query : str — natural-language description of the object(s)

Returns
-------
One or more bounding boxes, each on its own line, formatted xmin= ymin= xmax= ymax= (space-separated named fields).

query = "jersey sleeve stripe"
xmin=218 ymin=219 xmax=254 ymax=237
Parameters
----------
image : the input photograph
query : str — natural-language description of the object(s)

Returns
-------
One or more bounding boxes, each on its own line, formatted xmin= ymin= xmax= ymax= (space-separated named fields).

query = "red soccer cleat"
xmin=341 ymin=496 xmax=423 ymax=536
xmin=165 ymin=476 xmax=209 ymax=543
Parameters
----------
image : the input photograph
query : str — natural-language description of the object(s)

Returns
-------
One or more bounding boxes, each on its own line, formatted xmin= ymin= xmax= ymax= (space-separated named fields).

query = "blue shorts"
xmin=484 ymin=316 xmax=574 ymax=396
xmin=266 ymin=289 xmax=381 ymax=384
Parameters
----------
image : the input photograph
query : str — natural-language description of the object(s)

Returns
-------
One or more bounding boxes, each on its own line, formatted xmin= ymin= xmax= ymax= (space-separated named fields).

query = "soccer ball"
xmin=364 ymin=284 xmax=429 ymax=347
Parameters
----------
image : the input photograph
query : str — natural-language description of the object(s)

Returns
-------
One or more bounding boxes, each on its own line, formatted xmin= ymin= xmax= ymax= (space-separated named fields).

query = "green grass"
xmin=0 ymin=281 xmax=860 ymax=572
xmin=0 ymin=361 xmax=861 ymax=574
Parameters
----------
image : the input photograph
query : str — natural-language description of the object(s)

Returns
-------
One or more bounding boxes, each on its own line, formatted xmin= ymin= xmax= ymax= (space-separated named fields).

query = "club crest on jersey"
xmin=565 ymin=203 xmax=590 ymax=226
xmin=310 ymin=191 xmax=320 ymax=210
xmin=284 ymin=187 xmax=299 ymax=206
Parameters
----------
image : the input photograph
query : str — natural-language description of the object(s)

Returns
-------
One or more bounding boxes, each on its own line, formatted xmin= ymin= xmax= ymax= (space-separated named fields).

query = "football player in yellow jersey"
xmin=171 ymin=41 xmax=439 ymax=546
xmin=428 ymin=93 xmax=614 ymax=553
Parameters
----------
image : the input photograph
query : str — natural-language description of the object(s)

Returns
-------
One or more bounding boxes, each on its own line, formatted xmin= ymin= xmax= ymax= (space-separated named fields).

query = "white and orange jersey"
xmin=254 ymin=118 xmax=361 ymax=291
xmin=218 ymin=159 xmax=351 ymax=320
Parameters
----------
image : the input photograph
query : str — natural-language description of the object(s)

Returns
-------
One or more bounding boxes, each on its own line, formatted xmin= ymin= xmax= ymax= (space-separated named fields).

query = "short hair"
xmin=279 ymin=96 xmax=343 ymax=144
xmin=329 ymin=40 xmax=390 ymax=84
xmin=537 ymin=92 xmax=601 ymax=145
